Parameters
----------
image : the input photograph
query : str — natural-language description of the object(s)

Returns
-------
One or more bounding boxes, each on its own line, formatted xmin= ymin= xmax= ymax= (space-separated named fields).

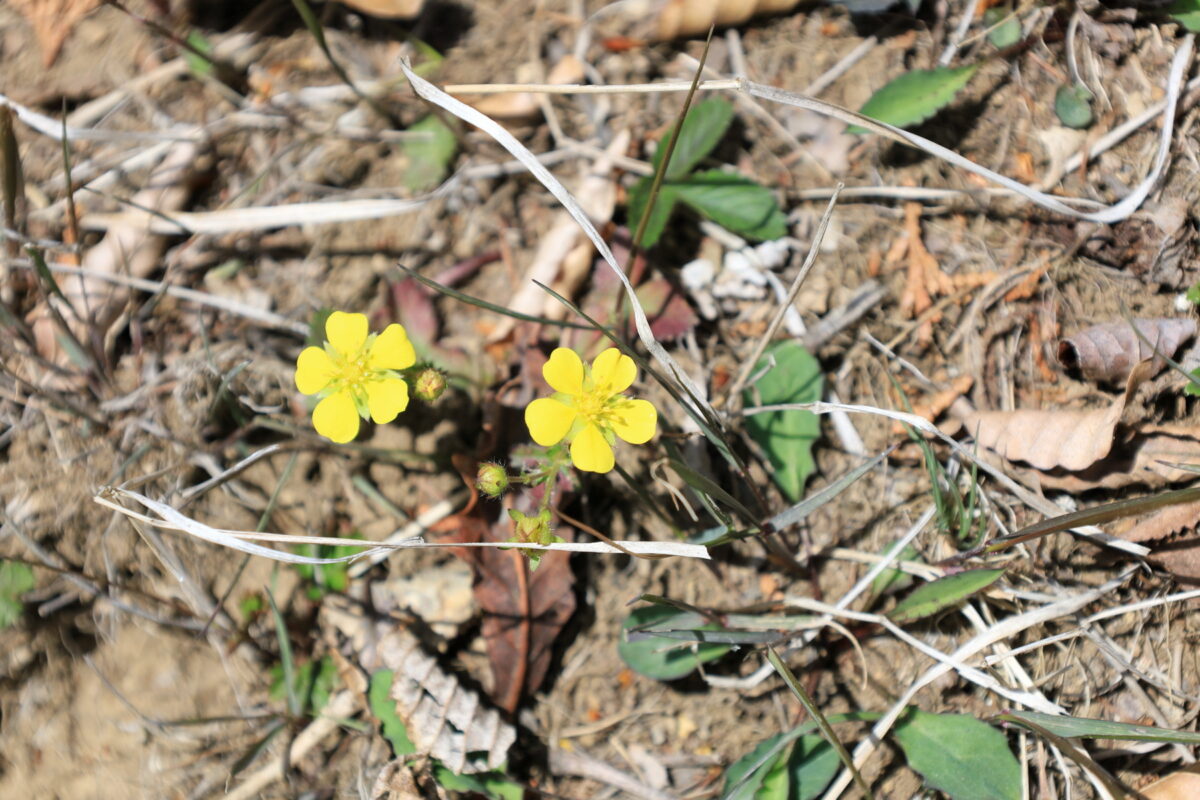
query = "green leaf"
xmin=627 ymin=179 xmax=680 ymax=248
xmin=369 ymin=669 xmax=416 ymax=756
xmin=618 ymin=605 xmax=730 ymax=680
xmin=654 ymin=98 xmax=735 ymax=181
xmin=1187 ymin=281 xmax=1200 ymax=305
xmin=675 ymin=170 xmax=787 ymax=241
xmin=1054 ymin=85 xmax=1094 ymax=129
xmin=984 ymin=8 xmax=1021 ymax=49
xmin=893 ymin=709 xmax=1021 ymax=800
xmin=743 ymin=341 xmax=823 ymax=503
xmin=725 ymin=734 xmax=793 ymax=800
xmin=401 ymin=115 xmax=457 ymax=192
xmin=870 ymin=543 xmax=921 ymax=599
xmin=184 ymin=31 xmax=215 ymax=77
xmin=1187 ymin=367 xmax=1200 ymax=397
xmin=1170 ymin=0 xmax=1200 ymax=32
xmin=1001 ymin=710 xmax=1200 ymax=745
xmin=725 ymin=734 xmax=842 ymax=800
xmin=433 ymin=766 xmax=524 ymax=800
xmin=887 ymin=569 xmax=1004 ymax=624
xmin=849 ymin=65 xmax=980 ymax=133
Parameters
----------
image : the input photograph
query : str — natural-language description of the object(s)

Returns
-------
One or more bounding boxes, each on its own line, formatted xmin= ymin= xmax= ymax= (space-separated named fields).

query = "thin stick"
xmin=726 ymin=184 xmax=842 ymax=407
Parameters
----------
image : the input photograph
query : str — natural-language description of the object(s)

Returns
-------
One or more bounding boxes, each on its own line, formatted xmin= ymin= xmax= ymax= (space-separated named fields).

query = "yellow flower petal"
xmin=366 ymin=377 xmax=410 ymax=423
xmin=325 ymin=311 xmax=369 ymax=357
xmin=543 ymin=347 xmax=584 ymax=395
xmin=369 ymin=324 xmax=416 ymax=371
xmin=611 ymin=398 xmax=657 ymax=444
xmin=570 ymin=423 xmax=615 ymax=473
xmin=295 ymin=346 xmax=336 ymax=394
xmin=526 ymin=397 xmax=577 ymax=446
xmin=590 ymin=348 xmax=637 ymax=395
xmin=312 ymin=390 xmax=360 ymax=443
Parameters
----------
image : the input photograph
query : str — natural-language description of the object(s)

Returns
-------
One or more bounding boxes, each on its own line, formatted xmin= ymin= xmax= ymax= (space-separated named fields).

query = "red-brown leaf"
xmin=440 ymin=499 xmax=575 ymax=713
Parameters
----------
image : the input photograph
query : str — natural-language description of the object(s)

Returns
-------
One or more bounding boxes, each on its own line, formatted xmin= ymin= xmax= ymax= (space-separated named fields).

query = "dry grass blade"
xmin=96 ymin=487 xmax=711 ymax=560
xmin=399 ymin=60 xmax=718 ymax=425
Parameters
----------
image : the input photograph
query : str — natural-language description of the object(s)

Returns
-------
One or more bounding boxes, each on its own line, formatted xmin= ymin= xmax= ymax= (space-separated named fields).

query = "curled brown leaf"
xmin=1057 ymin=318 xmax=1196 ymax=384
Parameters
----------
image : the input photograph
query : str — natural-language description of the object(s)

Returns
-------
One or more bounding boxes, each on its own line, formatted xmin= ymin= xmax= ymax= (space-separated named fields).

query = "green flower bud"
xmin=476 ymin=462 xmax=510 ymax=498
xmin=413 ymin=367 xmax=447 ymax=403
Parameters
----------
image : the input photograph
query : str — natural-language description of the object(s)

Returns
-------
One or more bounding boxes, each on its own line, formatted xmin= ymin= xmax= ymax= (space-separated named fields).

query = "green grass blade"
xmin=767 ymin=647 xmax=874 ymax=800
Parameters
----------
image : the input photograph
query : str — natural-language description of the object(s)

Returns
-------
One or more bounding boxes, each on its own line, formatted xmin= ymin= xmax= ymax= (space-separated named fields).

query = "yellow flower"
xmin=525 ymin=347 xmax=657 ymax=473
xmin=295 ymin=311 xmax=416 ymax=443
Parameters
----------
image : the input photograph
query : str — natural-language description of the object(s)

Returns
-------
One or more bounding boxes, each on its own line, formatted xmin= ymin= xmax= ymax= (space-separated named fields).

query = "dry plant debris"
xmin=5 ymin=2 xmax=1200 ymax=799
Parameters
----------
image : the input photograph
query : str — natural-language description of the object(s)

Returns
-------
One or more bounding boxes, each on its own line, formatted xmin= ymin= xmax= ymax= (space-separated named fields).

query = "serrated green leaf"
xmin=401 ymin=115 xmax=457 ymax=191
xmin=1170 ymin=0 xmax=1200 ymax=31
xmin=1054 ymin=84 xmax=1094 ymax=129
xmin=887 ymin=568 xmax=1004 ymax=624
xmin=675 ymin=170 xmax=787 ymax=241
xmin=1002 ymin=710 xmax=1200 ymax=744
xmin=850 ymin=65 xmax=980 ymax=133
xmin=743 ymin=342 xmax=823 ymax=503
xmin=655 ymin=98 xmax=735 ymax=181
xmin=369 ymin=669 xmax=416 ymax=756
xmin=984 ymin=8 xmax=1021 ymax=49
xmin=893 ymin=709 xmax=1020 ymax=800
xmin=627 ymin=178 xmax=680 ymax=248
xmin=618 ymin=605 xmax=730 ymax=680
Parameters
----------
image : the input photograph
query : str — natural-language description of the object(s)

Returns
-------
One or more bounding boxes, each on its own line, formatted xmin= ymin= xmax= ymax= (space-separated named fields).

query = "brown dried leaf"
xmin=10 ymin=0 xmax=102 ymax=67
xmin=1034 ymin=431 xmax=1200 ymax=491
xmin=322 ymin=602 xmax=516 ymax=774
xmin=1058 ymin=318 xmax=1196 ymax=384
xmin=441 ymin=499 xmax=576 ymax=714
xmin=1141 ymin=769 xmax=1200 ymax=800
xmin=656 ymin=0 xmax=802 ymax=39
xmin=338 ymin=0 xmax=425 ymax=18
xmin=966 ymin=361 xmax=1153 ymax=472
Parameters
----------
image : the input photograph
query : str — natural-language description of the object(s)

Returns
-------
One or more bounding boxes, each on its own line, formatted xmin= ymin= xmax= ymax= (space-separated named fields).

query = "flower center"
xmin=334 ymin=352 xmax=372 ymax=395
xmin=576 ymin=390 xmax=612 ymax=426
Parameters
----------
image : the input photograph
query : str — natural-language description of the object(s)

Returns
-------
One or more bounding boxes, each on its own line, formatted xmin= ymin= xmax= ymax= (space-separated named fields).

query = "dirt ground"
xmin=3 ymin=1 xmax=1200 ymax=798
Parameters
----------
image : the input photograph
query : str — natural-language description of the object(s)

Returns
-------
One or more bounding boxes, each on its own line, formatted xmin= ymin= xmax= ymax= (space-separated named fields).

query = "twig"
xmin=818 ymin=569 xmax=1138 ymax=800
xmin=726 ymin=185 xmax=843 ymax=408
xmin=223 ymin=690 xmax=358 ymax=800
xmin=938 ymin=0 xmax=982 ymax=66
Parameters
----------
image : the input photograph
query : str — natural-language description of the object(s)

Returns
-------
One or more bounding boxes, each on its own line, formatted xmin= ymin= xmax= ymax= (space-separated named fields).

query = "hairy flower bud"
xmin=413 ymin=367 xmax=447 ymax=403
xmin=476 ymin=462 xmax=509 ymax=498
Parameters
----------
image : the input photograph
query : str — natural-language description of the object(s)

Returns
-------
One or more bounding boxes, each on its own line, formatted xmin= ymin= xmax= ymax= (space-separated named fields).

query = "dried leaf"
xmin=1141 ymin=769 xmax=1200 ymax=800
xmin=1033 ymin=431 xmax=1200 ymax=492
xmin=469 ymin=55 xmax=585 ymax=120
xmin=387 ymin=277 xmax=439 ymax=347
xmin=323 ymin=602 xmax=516 ymax=774
xmin=10 ymin=0 xmax=102 ymax=67
xmin=371 ymin=761 xmax=425 ymax=800
xmin=486 ymin=131 xmax=625 ymax=343
xmin=1058 ymin=318 xmax=1196 ymax=384
xmin=442 ymin=500 xmax=576 ymax=714
xmin=636 ymin=278 xmax=699 ymax=341
xmin=966 ymin=361 xmax=1152 ymax=472
xmin=656 ymin=0 xmax=802 ymax=39
xmin=339 ymin=0 xmax=424 ymax=18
